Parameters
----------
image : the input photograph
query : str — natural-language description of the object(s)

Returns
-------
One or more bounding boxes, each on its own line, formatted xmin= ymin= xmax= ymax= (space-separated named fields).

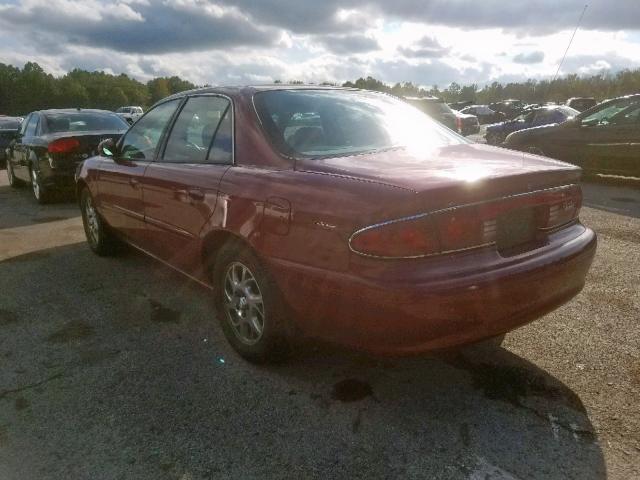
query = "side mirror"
xmin=98 ymin=138 xmax=116 ymax=157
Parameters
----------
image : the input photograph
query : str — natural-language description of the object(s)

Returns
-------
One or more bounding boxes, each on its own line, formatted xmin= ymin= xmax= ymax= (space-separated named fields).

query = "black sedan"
xmin=504 ymin=94 xmax=640 ymax=178
xmin=5 ymin=109 xmax=128 ymax=203
xmin=0 ymin=116 xmax=23 ymax=168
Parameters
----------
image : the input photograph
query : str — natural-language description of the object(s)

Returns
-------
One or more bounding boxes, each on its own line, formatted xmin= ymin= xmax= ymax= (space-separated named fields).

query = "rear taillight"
xmin=48 ymin=138 xmax=80 ymax=154
xmin=350 ymin=185 xmax=582 ymax=259
xmin=455 ymin=117 xmax=463 ymax=133
xmin=539 ymin=185 xmax=582 ymax=230
xmin=349 ymin=216 xmax=440 ymax=258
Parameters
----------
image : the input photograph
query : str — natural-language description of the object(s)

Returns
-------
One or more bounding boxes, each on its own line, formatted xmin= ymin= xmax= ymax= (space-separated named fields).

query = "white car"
xmin=115 ymin=106 xmax=144 ymax=124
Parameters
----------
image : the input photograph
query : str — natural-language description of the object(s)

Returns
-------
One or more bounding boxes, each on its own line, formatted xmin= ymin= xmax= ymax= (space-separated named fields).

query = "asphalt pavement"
xmin=0 ymin=169 xmax=638 ymax=480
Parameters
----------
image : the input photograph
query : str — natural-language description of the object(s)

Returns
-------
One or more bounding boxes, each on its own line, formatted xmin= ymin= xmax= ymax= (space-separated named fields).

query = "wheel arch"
xmin=201 ymin=229 xmax=258 ymax=273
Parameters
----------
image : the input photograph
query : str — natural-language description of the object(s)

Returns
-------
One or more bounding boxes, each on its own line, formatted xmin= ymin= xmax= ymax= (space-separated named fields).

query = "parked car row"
xmin=404 ymin=96 xmax=479 ymax=136
xmin=485 ymin=105 xmax=579 ymax=145
xmin=2 ymin=86 xmax=605 ymax=363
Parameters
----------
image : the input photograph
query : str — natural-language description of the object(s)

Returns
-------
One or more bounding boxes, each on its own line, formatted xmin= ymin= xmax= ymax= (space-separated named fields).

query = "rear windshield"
xmin=0 ymin=118 xmax=21 ymax=129
xmin=254 ymin=90 xmax=466 ymax=159
xmin=43 ymin=112 xmax=128 ymax=134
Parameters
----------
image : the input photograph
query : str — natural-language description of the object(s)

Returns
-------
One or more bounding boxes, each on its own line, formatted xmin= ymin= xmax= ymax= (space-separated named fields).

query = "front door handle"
xmin=129 ymin=178 xmax=139 ymax=188
xmin=187 ymin=188 xmax=204 ymax=201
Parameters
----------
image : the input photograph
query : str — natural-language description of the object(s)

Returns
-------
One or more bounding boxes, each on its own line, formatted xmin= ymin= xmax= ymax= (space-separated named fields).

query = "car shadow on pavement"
xmin=0 ymin=243 xmax=606 ymax=480
xmin=0 ymin=184 xmax=78 ymax=229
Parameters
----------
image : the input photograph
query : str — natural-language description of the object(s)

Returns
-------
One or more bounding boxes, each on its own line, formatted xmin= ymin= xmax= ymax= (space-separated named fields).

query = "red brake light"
xmin=540 ymin=185 xmax=582 ymax=230
xmin=48 ymin=138 xmax=80 ymax=154
xmin=350 ymin=216 xmax=440 ymax=258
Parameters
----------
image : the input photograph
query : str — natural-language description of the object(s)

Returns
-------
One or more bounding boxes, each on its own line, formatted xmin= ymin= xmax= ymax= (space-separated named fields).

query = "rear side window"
xmin=120 ymin=99 xmax=180 ymax=160
xmin=24 ymin=115 xmax=39 ymax=137
xmin=162 ymin=95 xmax=232 ymax=164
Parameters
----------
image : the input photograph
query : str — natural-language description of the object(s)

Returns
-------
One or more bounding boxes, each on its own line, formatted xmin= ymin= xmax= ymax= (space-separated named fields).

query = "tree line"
xmin=3 ymin=61 xmax=640 ymax=117
xmin=342 ymin=69 xmax=640 ymax=104
xmin=0 ymin=62 xmax=196 ymax=116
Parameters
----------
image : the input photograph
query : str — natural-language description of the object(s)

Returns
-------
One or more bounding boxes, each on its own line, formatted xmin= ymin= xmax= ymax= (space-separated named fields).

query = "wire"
xmin=547 ymin=4 xmax=589 ymax=99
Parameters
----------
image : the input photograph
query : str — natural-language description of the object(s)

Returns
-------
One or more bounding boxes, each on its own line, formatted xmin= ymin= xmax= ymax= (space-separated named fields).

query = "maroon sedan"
xmin=76 ymin=86 xmax=596 ymax=362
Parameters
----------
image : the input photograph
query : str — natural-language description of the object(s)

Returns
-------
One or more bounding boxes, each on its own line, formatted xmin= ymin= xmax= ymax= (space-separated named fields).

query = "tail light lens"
xmin=48 ymin=138 xmax=80 ymax=154
xmin=350 ymin=185 xmax=582 ymax=259
xmin=350 ymin=216 xmax=440 ymax=258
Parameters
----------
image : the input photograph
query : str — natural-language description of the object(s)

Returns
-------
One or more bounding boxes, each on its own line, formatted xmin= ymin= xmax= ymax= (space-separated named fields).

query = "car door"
xmin=97 ymin=98 xmax=181 ymax=245
xmin=141 ymin=94 xmax=233 ymax=274
xmin=593 ymin=102 xmax=640 ymax=176
xmin=12 ymin=113 xmax=38 ymax=182
xmin=578 ymin=97 xmax=640 ymax=175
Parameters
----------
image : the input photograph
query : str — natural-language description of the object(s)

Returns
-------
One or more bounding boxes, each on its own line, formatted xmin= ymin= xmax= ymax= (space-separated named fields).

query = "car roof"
xmin=161 ymin=84 xmax=360 ymax=103
xmin=34 ymin=108 xmax=118 ymax=115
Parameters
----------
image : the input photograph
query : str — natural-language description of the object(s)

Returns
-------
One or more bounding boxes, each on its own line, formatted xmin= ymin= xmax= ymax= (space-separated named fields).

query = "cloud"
xmin=398 ymin=36 xmax=450 ymax=58
xmin=513 ymin=51 xmax=545 ymax=64
xmin=0 ymin=0 xmax=281 ymax=54
xmin=317 ymin=34 xmax=380 ymax=54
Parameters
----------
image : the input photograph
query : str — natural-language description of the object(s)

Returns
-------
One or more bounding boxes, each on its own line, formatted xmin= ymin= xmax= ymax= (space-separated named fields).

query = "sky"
xmin=0 ymin=0 xmax=639 ymax=88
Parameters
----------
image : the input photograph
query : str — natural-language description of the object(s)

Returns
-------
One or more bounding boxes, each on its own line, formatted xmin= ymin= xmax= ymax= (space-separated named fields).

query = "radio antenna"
xmin=547 ymin=4 xmax=588 ymax=101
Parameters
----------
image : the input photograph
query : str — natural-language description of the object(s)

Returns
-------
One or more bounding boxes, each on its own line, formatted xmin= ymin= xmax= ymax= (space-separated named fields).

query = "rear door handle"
xmin=188 ymin=188 xmax=204 ymax=201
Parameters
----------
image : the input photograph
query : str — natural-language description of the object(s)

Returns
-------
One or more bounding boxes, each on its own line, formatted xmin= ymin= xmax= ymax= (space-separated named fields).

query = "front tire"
xmin=80 ymin=188 xmax=119 ymax=256
xmin=212 ymin=242 xmax=292 ymax=363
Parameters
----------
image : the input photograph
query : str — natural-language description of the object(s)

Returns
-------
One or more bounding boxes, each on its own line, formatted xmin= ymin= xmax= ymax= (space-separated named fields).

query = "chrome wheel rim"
xmin=84 ymin=196 xmax=100 ymax=245
xmin=31 ymin=169 xmax=40 ymax=199
xmin=223 ymin=262 xmax=265 ymax=345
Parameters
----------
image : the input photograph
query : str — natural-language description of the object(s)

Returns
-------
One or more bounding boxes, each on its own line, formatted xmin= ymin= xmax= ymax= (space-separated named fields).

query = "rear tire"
xmin=80 ymin=188 xmax=119 ymax=256
xmin=211 ymin=241 xmax=293 ymax=363
xmin=30 ymin=168 xmax=50 ymax=204
xmin=486 ymin=132 xmax=504 ymax=146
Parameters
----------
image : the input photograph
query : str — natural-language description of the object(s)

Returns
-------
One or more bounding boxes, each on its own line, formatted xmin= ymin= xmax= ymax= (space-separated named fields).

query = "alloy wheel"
xmin=223 ymin=261 xmax=265 ymax=345
xmin=31 ymin=169 xmax=41 ymax=200
xmin=84 ymin=195 xmax=100 ymax=246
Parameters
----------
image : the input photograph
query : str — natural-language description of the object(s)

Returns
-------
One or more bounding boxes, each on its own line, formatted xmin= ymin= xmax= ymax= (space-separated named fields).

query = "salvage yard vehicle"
xmin=459 ymin=105 xmax=506 ymax=124
xmin=5 ymin=109 xmax=128 ymax=203
xmin=0 ymin=116 xmax=22 ymax=168
xmin=566 ymin=97 xmax=597 ymax=112
xmin=485 ymin=105 xmax=579 ymax=145
xmin=115 ymin=106 xmax=144 ymax=124
xmin=504 ymin=94 xmax=640 ymax=177
xmin=404 ymin=96 xmax=480 ymax=136
xmin=76 ymin=86 xmax=596 ymax=362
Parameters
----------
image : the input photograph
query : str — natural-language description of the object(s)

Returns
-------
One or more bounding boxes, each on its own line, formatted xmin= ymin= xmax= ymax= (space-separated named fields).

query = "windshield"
xmin=43 ymin=112 xmax=128 ymax=133
xmin=254 ymin=90 xmax=466 ymax=159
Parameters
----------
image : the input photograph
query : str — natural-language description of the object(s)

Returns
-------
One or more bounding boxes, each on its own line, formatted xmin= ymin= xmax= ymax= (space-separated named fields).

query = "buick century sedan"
xmin=76 ymin=86 xmax=596 ymax=362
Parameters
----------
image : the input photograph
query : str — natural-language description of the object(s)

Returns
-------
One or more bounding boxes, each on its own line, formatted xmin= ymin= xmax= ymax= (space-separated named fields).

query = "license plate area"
xmin=496 ymin=207 xmax=539 ymax=254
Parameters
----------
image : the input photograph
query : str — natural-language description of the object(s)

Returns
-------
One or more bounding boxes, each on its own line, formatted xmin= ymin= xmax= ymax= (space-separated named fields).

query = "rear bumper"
xmin=461 ymin=124 xmax=480 ymax=136
xmin=268 ymin=224 xmax=596 ymax=355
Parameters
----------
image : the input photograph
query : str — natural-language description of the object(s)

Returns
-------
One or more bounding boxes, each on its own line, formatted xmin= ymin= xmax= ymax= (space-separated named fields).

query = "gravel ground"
xmin=0 ymin=170 xmax=638 ymax=480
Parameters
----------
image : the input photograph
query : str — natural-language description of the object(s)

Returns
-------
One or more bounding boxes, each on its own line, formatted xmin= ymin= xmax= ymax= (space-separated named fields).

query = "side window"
xmin=609 ymin=103 xmax=640 ymax=126
xmin=208 ymin=108 xmax=233 ymax=164
xmin=162 ymin=96 xmax=231 ymax=164
xmin=581 ymin=98 xmax=635 ymax=127
xmin=120 ymin=99 xmax=180 ymax=160
xmin=24 ymin=115 xmax=39 ymax=137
